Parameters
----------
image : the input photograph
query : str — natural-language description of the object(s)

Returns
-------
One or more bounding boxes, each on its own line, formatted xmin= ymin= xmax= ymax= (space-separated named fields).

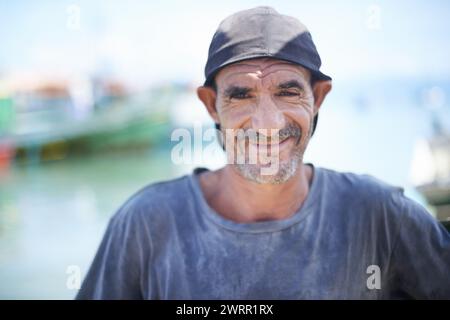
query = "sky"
xmin=0 ymin=0 xmax=450 ymax=86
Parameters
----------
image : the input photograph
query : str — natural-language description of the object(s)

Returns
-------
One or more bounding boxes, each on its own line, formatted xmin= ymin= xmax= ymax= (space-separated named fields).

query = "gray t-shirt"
xmin=76 ymin=166 xmax=450 ymax=299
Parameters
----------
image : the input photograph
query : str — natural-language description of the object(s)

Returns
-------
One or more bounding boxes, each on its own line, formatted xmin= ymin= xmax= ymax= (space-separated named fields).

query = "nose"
xmin=251 ymin=94 xmax=286 ymax=132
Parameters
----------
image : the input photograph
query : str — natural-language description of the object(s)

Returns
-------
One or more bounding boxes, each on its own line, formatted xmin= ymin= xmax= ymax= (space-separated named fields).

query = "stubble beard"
xmin=232 ymin=123 xmax=312 ymax=185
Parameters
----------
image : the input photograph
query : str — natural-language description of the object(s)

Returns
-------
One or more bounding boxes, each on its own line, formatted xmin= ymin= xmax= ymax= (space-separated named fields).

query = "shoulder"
xmin=319 ymin=167 xmax=404 ymax=200
xmin=109 ymin=174 xmax=192 ymax=229
xmin=317 ymin=167 xmax=444 ymax=252
xmin=318 ymin=167 xmax=431 ymax=221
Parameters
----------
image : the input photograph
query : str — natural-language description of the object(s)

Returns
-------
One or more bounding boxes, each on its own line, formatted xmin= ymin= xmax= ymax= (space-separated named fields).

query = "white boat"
xmin=410 ymin=134 xmax=450 ymax=221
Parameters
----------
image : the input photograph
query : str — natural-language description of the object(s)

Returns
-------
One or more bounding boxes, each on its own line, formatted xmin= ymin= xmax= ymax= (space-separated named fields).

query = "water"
xmin=0 ymin=147 xmax=183 ymax=299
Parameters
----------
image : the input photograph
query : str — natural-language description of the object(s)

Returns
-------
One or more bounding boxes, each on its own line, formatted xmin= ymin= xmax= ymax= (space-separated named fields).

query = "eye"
xmin=230 ymin=92 xmax=251 ymax=100
xmin=276 ymin=90 xmax=300 ymax=97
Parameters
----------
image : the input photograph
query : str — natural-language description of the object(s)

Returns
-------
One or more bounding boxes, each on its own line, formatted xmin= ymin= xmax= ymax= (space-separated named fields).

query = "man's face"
xmin=214 ymin=58 xmax=317 ymax=184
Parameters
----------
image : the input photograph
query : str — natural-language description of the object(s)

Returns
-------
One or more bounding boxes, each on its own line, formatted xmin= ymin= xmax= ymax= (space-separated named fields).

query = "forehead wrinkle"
xmin=219 ymin=59 xmax=293 ymax=77
xmin=222 ymin=70 xmax=259 ymax=85
xmin=223 ymin=61 xmax=298 ymax=76
xmin=259 ymin=68 xmax=307 ymax=82
xmin=222 ymin=69 xmax=307 ymax=91
xmin=219 ymin=62 xmax=309 ymax=89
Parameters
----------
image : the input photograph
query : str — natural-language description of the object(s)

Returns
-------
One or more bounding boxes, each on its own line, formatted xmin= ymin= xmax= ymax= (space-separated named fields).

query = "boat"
xmin=0 ymin=76 xmax=184 ymax=164
xmin=410 ymin=134 xmax=450 ymax=222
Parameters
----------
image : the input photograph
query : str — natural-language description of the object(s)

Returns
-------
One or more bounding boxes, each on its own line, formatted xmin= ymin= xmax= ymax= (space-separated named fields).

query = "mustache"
xmin=236 ymin=124 xmax=302 ymax=144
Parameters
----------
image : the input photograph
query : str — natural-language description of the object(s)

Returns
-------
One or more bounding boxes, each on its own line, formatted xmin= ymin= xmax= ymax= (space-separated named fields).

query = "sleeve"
xmin=75 ymin=202 xmax=151 ymax=300
xmin=388 ymin=191 xmax=450 ymax=299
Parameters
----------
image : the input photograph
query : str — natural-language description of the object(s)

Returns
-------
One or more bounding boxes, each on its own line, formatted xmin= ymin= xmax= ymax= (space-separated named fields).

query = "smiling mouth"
xmin=249 ymin=136 xmax=292 ymax=147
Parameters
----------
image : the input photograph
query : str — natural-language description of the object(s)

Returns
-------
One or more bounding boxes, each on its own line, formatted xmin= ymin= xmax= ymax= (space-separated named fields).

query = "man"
xmin=77 ymin=6 xmax=450 ymax=299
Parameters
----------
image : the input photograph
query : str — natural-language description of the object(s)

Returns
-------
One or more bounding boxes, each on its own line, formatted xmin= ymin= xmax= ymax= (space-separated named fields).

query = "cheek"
xmin=282 ymin=104 xmax=315 ymax=130
xmin=217 ymin=103 xmax=254 ymax=129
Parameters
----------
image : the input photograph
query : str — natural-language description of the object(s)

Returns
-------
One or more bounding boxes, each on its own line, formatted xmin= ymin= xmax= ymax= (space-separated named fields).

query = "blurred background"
xmin=0 ymin=0 xmax=449 ymax=299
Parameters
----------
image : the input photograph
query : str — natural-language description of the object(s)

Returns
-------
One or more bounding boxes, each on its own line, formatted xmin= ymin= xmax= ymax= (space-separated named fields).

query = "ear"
xmin=197 ymin=86 xmax=220 ymax=124
xmin=312 ymin=80 xmax=332 ymax=114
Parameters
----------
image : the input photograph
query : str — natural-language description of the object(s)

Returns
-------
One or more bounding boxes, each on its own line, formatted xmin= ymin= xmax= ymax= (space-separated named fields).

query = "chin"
xmin=235 ymin=157 xmax=301 ymax=185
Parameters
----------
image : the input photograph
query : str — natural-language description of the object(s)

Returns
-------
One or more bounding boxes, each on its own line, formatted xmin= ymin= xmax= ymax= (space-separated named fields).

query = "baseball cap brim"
xmin=204 ymin=54 xmax=332 ymax=87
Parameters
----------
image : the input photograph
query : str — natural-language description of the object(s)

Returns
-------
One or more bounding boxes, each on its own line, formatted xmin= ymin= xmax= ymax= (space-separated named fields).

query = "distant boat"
xmin=443 ymin=220 xmax=450 ymax=232
xmin=410 ymin=134 xmax=450 ymax=221
xmin=0 ymin=80 xmax=184 ymax=164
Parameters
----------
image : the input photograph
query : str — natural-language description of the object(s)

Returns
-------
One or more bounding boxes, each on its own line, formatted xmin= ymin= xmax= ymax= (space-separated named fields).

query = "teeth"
xmin=245 ymin=136 xmax=292 ymax=146
xmin=249 ymin=137 xmax=289 ymax=146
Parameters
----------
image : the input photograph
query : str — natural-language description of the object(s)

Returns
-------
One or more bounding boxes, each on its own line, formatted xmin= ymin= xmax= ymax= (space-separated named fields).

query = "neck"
xmin=199 ymin=163 xmax=313 ymax=223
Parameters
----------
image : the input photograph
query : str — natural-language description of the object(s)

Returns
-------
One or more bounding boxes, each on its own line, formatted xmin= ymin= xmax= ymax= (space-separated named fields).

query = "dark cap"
xmin=204 ymin=6 xmax=331 ymax=86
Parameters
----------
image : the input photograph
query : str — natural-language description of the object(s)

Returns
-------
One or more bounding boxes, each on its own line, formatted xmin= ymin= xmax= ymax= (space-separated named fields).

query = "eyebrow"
xmin=223 ymin=85 xmax=252 ymax=97
xmin=223 ymin=79 xmax=304 ymax=97
xmin=277 ymin=80 xmax=304 ymax=90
